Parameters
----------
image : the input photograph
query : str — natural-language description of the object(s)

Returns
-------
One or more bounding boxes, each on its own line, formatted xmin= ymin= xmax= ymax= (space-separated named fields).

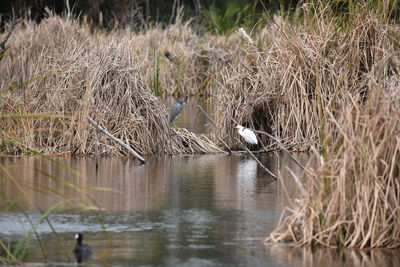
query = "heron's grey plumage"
xmin=169 ymin=100 xmax=185 ymax=122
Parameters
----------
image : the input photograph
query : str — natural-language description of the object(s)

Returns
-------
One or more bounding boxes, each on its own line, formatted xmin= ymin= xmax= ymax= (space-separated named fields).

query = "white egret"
xmin=235 ymin=125 xmax=258 ymax=145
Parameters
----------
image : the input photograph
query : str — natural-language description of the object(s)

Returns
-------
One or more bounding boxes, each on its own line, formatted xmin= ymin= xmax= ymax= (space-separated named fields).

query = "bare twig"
xmin=0 ymin=18 xmax=17 ymax=52
xmin=196 ymin=104 xmax=215 ymax=124
xmin=234 ymin=137 xmax=277 ymax=179
xmin=94 ymin=129 xmax=100 ymax=170
xmin=196 ymin=104 xmax=232 ymax=154
xmin=87 ymin=116 xmax=146 ymax=164
xmin=253 ymin=129 xmax=311 ymax=174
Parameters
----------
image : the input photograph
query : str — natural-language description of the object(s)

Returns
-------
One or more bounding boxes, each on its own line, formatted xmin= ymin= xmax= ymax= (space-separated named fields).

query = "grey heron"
xmin=169 ymin=100 xmax=185 ymax=123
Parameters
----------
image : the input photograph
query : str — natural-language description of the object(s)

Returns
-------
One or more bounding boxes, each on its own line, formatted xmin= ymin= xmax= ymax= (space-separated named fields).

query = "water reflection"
xmin=0 ymin=154 xmax=398 ymax=266
xmin=73 ymin=233 xmax=92 ymax=263
xmin=269 ymin=244 xmax=400 ymax=267
xmin=0 ymin=154 xmax=302 ymax=213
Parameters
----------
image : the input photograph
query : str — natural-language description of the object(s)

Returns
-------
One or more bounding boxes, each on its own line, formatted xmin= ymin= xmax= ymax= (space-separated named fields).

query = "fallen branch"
xmin=87 ymin=116 xmax=146 ymax=164
xmin=253 ymin=129 xmax=311 ymax=174
xmin=196 ymin=104 xmax=215 ymax=124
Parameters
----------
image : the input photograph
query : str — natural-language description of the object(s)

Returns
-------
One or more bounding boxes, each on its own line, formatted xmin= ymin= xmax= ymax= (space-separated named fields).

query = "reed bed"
xmin=263 ymin=4 xmax=400 ymax=248
xmin=268 ymin=82 xmax=400 ymax=248
xmin=0 ymin=5 xmax=399 ymax=157
xmin=0 ymin=0 xmax=398 ymax=251
xmin=213 ymin=6 xmax=399 ymax=150
xmin=1 ymin=6 xmax=398 ymax=156
xmin=0 ymin=17 xmax=222 ymax=155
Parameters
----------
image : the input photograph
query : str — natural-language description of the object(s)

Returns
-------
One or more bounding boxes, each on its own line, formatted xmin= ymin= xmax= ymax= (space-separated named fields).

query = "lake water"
xmin=0 ymin=155 xmax=398 ymax=267
xmin=0 ymin=98 xmax=398 ymax=266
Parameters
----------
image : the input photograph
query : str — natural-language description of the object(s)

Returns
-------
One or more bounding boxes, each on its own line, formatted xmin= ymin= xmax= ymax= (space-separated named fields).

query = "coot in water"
xmin=73 ymin=233 xmax=92 ymax=263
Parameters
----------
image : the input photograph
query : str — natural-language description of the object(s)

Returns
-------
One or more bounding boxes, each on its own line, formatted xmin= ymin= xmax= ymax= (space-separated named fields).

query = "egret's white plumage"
xmin=235 ymin=125 xmax=258 ymax=144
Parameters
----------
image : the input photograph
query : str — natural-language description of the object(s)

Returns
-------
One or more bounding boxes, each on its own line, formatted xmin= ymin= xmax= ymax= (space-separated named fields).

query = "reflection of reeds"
xmin=0 ymin=152 xmax=109 ymax=263
xmin=269 ymin=243 xmax=400 ymax=267
xmin=1 ymin=1 xmax=399 ymax=252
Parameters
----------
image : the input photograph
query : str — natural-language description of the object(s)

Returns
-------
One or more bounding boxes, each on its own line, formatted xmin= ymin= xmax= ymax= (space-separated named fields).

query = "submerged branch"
xmin=196 ymin=105 xmax=215 ymax=124
xmin=253 ymin=129 xmax=311 ymax=174
xmin=234 ymin=137 xmax=277 ymax=179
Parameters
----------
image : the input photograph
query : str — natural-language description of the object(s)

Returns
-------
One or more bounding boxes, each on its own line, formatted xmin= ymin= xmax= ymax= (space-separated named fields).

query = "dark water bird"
xmin=235 ymin=125 xmax=258 ymax=144
xmin=73 ymin=233 xmax=92 ymax=263
xmin=169 ymin=100 xmax=185 ymax=123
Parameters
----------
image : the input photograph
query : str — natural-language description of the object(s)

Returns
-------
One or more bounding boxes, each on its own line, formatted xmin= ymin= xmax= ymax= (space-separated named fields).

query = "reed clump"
xmin=0 ymin=17 xmax=221 ymax=155
xmin=213 ymin=5 xmax=399 ymax=150
xmin=268 ymin=82 xmax=400 ymax=248
xmin=0 ymin=1 xmax=398 ymax=251
xmin=0 ymin=3 xmax=399 ymax=159
xmin=264 ymin=4 xmax=400 ymax=248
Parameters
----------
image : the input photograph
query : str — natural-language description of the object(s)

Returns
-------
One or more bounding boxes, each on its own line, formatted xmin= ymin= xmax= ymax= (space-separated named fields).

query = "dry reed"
xmin=213 ymin=6 xmax=399 ymax=150
xmin=268 ymin=82 xmax=400 ymax=248
xmin=0 ymin=1 xmax=398 ymax=250
xmin=264 ymin=4 xmax=400 ymax=248
xmin=0 ymin=17 xmax=222 ymax=155
xmin=0 ymin=6 xmax=398 ymax=157
xmin=0 ymin=4 xmax=398 ymax=149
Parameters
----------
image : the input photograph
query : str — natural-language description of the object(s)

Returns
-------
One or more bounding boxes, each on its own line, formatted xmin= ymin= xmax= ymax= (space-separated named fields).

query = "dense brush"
xmin=268 ymin=84 xmax=400 ymax=248
xmin=0 ymin=17 xmax=221 ymax=155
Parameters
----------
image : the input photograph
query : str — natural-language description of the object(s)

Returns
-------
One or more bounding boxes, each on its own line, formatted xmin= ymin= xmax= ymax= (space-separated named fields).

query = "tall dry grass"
xmin=213 ymin=5 xmax=399 ymax=150
xmin=0 ymin=1 xmax=398 ymax=250
xmin=262 ymin=5 xmax=400 ymax=248
xmin=0 ymin=16 xmax=222 ymax=155
xmin=0 ymin=4 xmax=398 ymax=158
xmin=268 ymin=81 xmax=400 ymax=248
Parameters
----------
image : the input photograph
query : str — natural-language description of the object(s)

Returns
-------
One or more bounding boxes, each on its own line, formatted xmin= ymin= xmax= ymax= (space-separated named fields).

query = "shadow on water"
xmin=0 ymin=154 xmax=399 ymax=266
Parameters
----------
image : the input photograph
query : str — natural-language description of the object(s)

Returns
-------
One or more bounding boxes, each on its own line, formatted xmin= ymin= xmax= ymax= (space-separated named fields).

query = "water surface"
xmin=0 ymin=155 xmax=398 ymax=266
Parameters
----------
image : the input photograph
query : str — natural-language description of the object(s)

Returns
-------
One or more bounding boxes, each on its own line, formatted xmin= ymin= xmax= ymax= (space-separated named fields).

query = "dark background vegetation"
xmin=0 ymin=0 xmax=300 ymax=30
xmin=0 ymin=1 xmax=399 ymax=32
